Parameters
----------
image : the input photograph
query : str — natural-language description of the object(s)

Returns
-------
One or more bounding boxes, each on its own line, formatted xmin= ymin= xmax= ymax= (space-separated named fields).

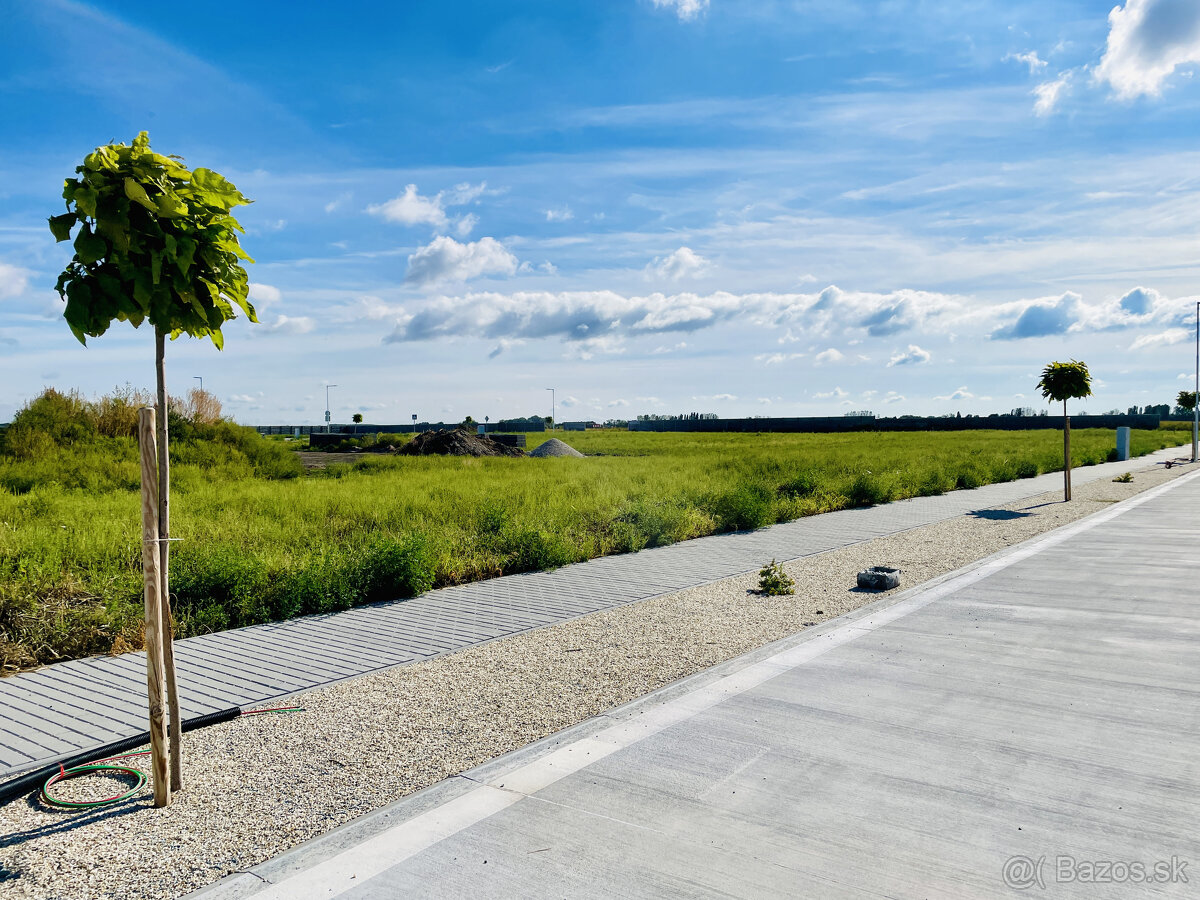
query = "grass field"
xmin=0 ymin=407 xmax=1189 ymax=672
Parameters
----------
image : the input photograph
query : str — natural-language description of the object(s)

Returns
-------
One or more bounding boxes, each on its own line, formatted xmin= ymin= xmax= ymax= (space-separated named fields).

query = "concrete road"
xmin=195 ymin=468 xmax=1200 ymax=900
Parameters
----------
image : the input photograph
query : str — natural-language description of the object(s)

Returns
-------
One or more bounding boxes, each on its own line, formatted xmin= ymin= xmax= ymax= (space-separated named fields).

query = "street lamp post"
xmin=193 ymin=376 xmax=203 ymax=393
xmin=546 ymin=387 xmax=555 ymax=431
xmin=325 ymin=384 xmax=337 ymax=433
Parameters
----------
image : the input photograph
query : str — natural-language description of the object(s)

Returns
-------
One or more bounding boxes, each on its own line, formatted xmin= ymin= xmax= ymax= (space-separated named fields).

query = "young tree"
xmin=1036 ymin=360 xmax=1093 ymax=501
xmin=1176 ymin=390 xmax=1197 ymax=414
xmin=50 ymin=132 xmax=255 ymax=796
xmin=352 ymin=412 xmax=364 ymax=424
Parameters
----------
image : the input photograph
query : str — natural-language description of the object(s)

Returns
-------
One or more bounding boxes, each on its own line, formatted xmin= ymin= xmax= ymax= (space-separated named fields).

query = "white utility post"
xmin=325 ymin=383 xmax=337 ymax=433
xmin=546 ymin=387 xmax=555 ymax=430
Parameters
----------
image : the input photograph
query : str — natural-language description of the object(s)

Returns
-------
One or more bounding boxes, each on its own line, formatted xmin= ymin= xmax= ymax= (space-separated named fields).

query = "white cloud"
xmin=560 ymin=395 xmax=582 ymax=408
xmin=261 ymin=314 xmax=314 ymax=335
xmin=755 ymin=352 xmax=805 ymax=366
xmin=652 ymin=342 xmax=688 ymax=354
xmin=814 ymin=348 xmax=845 ymax=365
xmin=813 ymin=387 xmax=849 ymax=400
xmin=444 ymin=182 xmax=490 ymax=205
xmin=934 ymin=386 xmax=975 ymax=401
xmin=1130 ymin=327 xmax=1189 ymax=350
xmin=405 ymin=236 xmax=519 ymax=287
xmin=887 ymin=344 xmax=931 ymax=367
xmin=651 ymin=0 xmax=708 ymax=21
xmin=368 ymin=184 xmax=449 ymax=229
xmin=455 ymin=213 xmax=479 ymax=237
xmin=247 ymin=282 xmax=282 ymax=310
xmin=545 ymin=206 xmax=574 ymax=222
xmin=607 ymin=398 xmax=631 ymax=408
xmin=1033 ymin=72 xmax=1071 ymax=115
xmin=757 ymin=397 xmax=772 ymax=405
xmin=378 ymin=285 xmax=961 ymax=347
xmin=1005 ymin=50 xmax=1048 ymax=74
xmin=1095 ymin=0 xmax=1200 ymax=99
xmin=646 ymin=247 xmax=710 ymax=281
xmin=0 ymin=262 xmax=32 ymax=300
xmin=883 ymin=391 xmax=905 ymax=404
xmin=340 ymin=295 xmax=407 ymax=322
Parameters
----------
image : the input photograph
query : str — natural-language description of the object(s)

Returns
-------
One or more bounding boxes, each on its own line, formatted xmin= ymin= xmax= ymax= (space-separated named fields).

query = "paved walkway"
xmin=194 ymin=463 xmax=1200 ymax=900
xmin=0 ymin=447 xmax=1188 ymax=779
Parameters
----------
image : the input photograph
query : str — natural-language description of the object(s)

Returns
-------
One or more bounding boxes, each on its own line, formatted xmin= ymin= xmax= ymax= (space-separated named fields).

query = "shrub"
xmin=846 ymin=473 xmax=891 ymax=507
xmin=1014 ymin=460 xmax=1039 ymax=479
xmin=359 ymin=534 xmax=436 ymax=602
xmin=170 ymin=547 xmax=271 ymax=631
xmin=711 ymin=483 xmax=775 ymax=531
xmin=778 ymin=471 xmax=820 ymax=498
xmin=1113 ymin=472 xmax=1133 ymax=483
xmin=494 ymin=526 xmax=575 ymax=573
xmin=757 ymin=559 xmax=795 ymax=596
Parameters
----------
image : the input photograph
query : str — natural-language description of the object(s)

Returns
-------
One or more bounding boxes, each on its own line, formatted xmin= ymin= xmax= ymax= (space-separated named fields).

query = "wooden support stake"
xmin=138 ymin=407 xmax=171 ymax=808
xmin=1064 ymin=400 xmax=1072 ymax=502
xmin=156 ymin=329 xmax=183 ymax=791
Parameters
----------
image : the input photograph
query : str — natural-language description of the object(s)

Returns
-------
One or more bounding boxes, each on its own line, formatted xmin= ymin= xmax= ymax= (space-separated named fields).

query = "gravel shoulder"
xmin=0 ymin=458 xmax=1193 ymax=900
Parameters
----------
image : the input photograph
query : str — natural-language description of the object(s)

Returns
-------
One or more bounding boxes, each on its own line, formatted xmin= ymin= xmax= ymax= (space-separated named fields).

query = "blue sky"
xmin=3 ymin=0 xmax=1200 ymax=424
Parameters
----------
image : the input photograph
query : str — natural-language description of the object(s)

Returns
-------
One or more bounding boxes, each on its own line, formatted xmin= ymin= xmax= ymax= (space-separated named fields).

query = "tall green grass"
xmin=0 ymin=423 xmax=1187 ymax=672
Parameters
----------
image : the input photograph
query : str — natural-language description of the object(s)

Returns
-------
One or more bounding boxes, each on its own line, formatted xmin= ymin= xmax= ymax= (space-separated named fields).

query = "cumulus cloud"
xmin=647 ymin=247 xmax=710 ymax=281
xmin=607 ymin=398 xmax=631 ymax=407
xmin=368 ymin=184 xmax=449 ymax=229
xmin=0 ymin=262 xmax=32 ymax=301
xmin=651 ymin=0 xmax=708 ymax=21
xmin=755 ymin=352 xmax=805 ymax=366
xmin=883 ymin=391 xmax=905 ymax=404
xmin=1006 ymin=50 xmax=1048 ymax=74
xmin=813 ymin=387 xmax=848 ymax=400
xmin=1033 ymin=72 xmax=1072 ymax=115
xmin=261 ymin=314 xmax=314 ymax=335
xmin=1130 ymin=328 xmax=1189 ymax=350
xmin=887 ymin=344 xmax=931 ymax=367
xmin=378 ymin=285 xmax=961 ymax=348
xmin=405 ymin=236 xmax=519 ymax=287
xmin=991 ymin=292 xmax=1081 ymax=340
xmin=368 ymin=181 xmax=492 ymax=233
xmin=1095 ymin=0 xmax=1200 ymax=99
xmin=814 ymin=348 xmax=844 ymax=365
xmin=247 ymin=282 xmax=282 ymax=310
xmin=545 ymin=207 xmax=574 ymax=222
xmin=934 ymin=386 xmax=975 ymax=401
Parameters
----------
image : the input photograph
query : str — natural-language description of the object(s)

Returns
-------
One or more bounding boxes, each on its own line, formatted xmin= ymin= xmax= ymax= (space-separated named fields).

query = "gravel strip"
xmin=0 ymin=460 xmax=1192 ymax=900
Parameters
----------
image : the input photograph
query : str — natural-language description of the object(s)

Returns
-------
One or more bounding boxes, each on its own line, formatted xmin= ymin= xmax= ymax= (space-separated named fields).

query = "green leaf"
xmin=48 ymin=214 xmax=76 ymax=242
xmin=123 ymin=178 xmax=157 ymax=213
xmin=190 ymin=168 xmax=249 ymax=210
xmin=155 ymin=191 xmax=188 ymax=218
xmin=73 ymin=225 xmax=108 ymax=265
xmin=72 ymin=184 xmax=99 ymax=219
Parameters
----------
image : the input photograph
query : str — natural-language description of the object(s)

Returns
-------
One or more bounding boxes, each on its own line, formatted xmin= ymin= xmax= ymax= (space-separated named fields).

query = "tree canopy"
xmin=49 ymin=131 xmax=256 ymax=347
xmin=1036 ymin=360 xmax=1092 ymax=404
xmin=1177 ymin=390 xmax=1198 ymax=412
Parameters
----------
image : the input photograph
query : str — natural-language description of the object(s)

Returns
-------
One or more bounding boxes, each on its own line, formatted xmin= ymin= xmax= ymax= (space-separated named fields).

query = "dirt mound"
xmin=530 ymin=438 xmax=585 ymax=458
xmin=398 ymin=426 xmax=525 ymax=457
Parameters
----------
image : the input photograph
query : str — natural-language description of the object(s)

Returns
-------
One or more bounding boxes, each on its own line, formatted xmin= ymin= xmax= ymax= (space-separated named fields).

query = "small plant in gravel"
xmin=757 ymin=559 xmax=795 ymax=596
xmin=1113 ymin=472 xmax=1133 ymax=483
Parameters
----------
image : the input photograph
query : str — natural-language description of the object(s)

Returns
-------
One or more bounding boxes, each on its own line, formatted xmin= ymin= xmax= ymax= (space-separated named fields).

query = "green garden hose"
xmin=37 ymin=706 xmax=305 ymax=810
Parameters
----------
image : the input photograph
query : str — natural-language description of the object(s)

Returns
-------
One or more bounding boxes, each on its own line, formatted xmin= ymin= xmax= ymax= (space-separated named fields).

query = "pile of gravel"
xmin=529 ymin=438 xmax=585 ymax=458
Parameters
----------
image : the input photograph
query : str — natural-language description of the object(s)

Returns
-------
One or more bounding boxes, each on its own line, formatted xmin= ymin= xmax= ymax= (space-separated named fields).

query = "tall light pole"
xmin=1193 ymin=301 xmax=1198 ymax=463
xmin=546 ymin=388 xmax=555 ymax=430
xmin=193 ymin=375 xmax=203 ymax=393
xmin=325 ymin=383 xmax=337 ymax=433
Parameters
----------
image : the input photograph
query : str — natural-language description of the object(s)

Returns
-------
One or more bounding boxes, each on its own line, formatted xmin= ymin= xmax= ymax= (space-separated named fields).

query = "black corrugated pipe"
xmin=0 ymin=706 xmax=240 ymax=808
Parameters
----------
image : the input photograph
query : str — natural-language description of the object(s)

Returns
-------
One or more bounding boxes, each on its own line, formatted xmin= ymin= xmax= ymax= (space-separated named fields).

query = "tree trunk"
xmin=156 ymin=329 xmax=183 ymax=791
xmin=1063 ymin=399 xmax=1072 ymax=502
